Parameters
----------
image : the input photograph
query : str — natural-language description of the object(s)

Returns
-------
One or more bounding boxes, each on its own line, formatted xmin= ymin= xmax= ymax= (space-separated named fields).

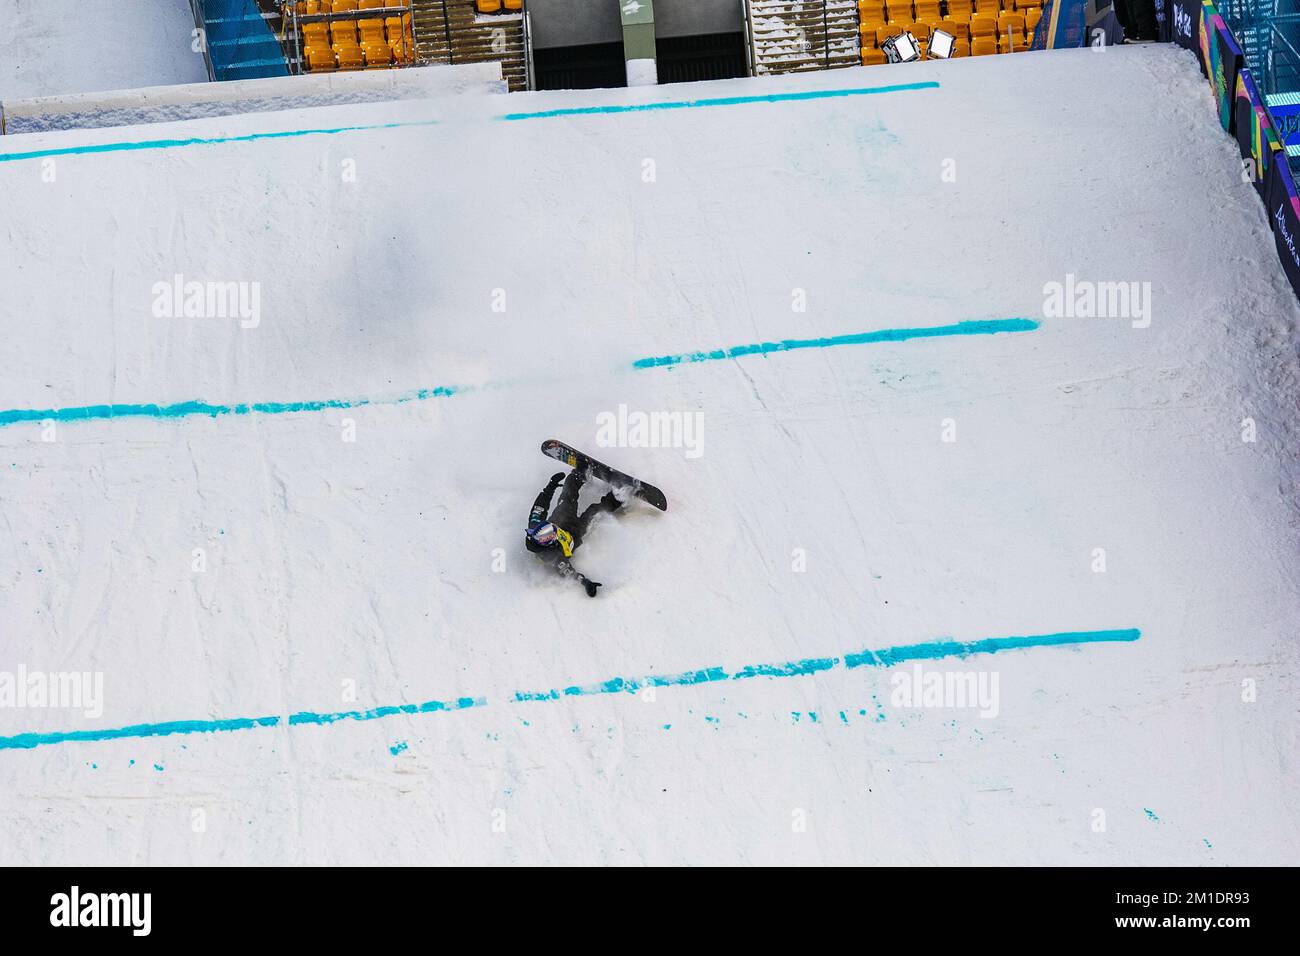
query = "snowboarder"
xmin=525 ymin=468 xmax=623 ymax=596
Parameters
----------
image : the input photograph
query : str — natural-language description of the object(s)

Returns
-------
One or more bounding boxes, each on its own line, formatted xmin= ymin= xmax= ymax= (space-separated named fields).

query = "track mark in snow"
xmin=0 ymin=628 xmax=1138 ymax=753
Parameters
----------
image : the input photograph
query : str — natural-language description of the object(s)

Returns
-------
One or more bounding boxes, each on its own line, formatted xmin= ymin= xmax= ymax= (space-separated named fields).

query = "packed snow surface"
xmin=1 ymin=45 xmax=1298 ymax=864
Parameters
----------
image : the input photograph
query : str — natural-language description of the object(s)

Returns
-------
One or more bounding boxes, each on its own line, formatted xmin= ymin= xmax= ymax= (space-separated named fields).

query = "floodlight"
xmin=883 ymin=32 xmax=921 ymax=64
xmin=928 ymin=29 xmax=955 ymax=59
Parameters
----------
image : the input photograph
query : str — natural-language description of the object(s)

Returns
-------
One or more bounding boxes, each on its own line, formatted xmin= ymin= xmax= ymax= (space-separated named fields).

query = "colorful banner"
xmin=1199 ymin=3 xmax=1242 ymax=134
xmin=1030 ymin=0 xmax=1087 ymax=49
xmin=1234 ymin=68 xmax=1282 ymax=201
xmin=1266 ymin=157 xmax=1300 ymax=296
xmin=1171 ymin=0 xmax=1204 ymax=73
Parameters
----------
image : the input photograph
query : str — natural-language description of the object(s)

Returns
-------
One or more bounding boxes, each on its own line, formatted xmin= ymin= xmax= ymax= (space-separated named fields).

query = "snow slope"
xmin=0 ymin=0 xmax=208 ymax=101
xmin=1 ymin=45 xmax=1298 ymax=865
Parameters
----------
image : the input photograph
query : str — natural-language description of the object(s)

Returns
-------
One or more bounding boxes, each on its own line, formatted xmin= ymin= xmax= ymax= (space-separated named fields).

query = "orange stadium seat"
xmin=972 ymin=0 xmax=1001 ymax=15
xmin=305 ymin=47 xmax=336 ymax=71
xmin=359 ymin=0 xmax=385 ymax=8
xmin=915 ymin=0 xmax=941 ymax=21
xmin=363 ymin=41 xmax=392 ymax=67
xmin=999 ymin=12 xmax=1026 ymax=42
xmin=336 ymin=44 xmax=364 ymax=69
xmin=942 ymin=18 xmax=969 ymax=40
xmin=971 ymin=35 xmax=997 ymax=55
xmin=477 ymin=0 xmax=503 ymax=12
xmin=861 ymin=46 xmax=887 ymax=64
xmin=875 ymin=25 xmax=895 ymax=45
xmin=906 ymin=20 xmax=932 ymax=39
xmin=1025 ymin=7 xmax=1042 ymax=33
xmin=859 ymin=0 xmax=889 ymax=20
xmin=332 ymin=0 xmax=358 ymax=10
xmin=970 ymin=14 xmax=997 ymax=38
xmin=504 ymin=0 xmax=524 ymax=10
xmin=951 ymin=37 xmax=970 ymax=56
xmin=331 ymin=20 xmax=358 ymax=44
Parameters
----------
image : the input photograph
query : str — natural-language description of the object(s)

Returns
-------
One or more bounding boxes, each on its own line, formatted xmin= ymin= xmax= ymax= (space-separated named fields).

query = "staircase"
xmin=746 ymin=0 xmax=861 ymax=76
xmin=410 ymin=0 xmax=528 ymax=90
xmin=197 ymin=0 xmax=290 ymax=81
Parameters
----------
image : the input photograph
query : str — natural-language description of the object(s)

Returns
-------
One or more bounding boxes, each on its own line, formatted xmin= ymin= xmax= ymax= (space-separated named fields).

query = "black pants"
xmin=548 ymin=471 xmax=612 ymax=548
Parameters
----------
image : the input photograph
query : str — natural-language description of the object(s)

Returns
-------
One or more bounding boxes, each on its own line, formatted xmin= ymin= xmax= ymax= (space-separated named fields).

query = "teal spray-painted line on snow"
xmin=0 ymin=119 xmax=442 ymax=164
xmin=0 ymin=81 xmax=938 ymax=163
xmin=631 ymin=318 xmax=1040 ymax=369
xmin=0 ymin=628 xmax=1138 ymax=752
xmin=0 ymin=318 xmax=1034 ymax=430
xmin=0 ymin=386 xmax=459 ymax=429
xmin=498 ymin=81 xmax=940 ymax=121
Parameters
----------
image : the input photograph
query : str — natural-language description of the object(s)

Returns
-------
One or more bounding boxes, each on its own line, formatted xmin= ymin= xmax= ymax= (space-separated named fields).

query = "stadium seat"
xmin=362 ymin=41 xmax=392 ymax=67
xmin=477 ymin=0 xmax=503 ymax=11
xmin=875 ymin=25 xmax=896 ymax=46
xmin=1025 ymin=8 xmax=1042 ymax=33
xmin=336 ymin=44 xmax=364 ymax=70
xmin=860 ymin=18 xmax=887 ymax=43
xmin=358 ymin=18 xmax=386 ymax=44
xmin=971 ymin=35 xmax=997 ymax=55
xmin=970 ymin=14 xmax=997 ymax=38
xmin=332 ymin=20 xmax=358 ymax=45
xmin=998 ymin=12 xmax=1026 ymax=46
xmin=359 ymin=0 xmax=385 ymax=8
xmin=915 ymin=0 xmax=941 ymax=20
xmin=305 ymin=47 xmax=336 ymax=72
xmin=861 ymin=46 xmax=888 ymax=65
xmin=332 ymin=0 xmax=357 ymax=11
xmin=972 ymin=0 xmax=1001 ymax=15
xmin=907 ymin=20 xmax=932 ymax=39
xmin=859 ymin=0 xmax=889 ymax=20
xmin=942 ymin=18 xmax=970 ymax=40
xmin=504 ymin=0 xmax=524 ymax=9
xmin=951 ymin=37 xmax=970 ymax=56
xmin=302 ymin=22 xmax=330 ymax=44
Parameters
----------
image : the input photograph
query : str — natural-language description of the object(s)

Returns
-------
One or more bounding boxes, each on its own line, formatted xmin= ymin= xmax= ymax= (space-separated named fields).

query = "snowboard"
xmin=541 ymin=440 xmax=669 ymax=511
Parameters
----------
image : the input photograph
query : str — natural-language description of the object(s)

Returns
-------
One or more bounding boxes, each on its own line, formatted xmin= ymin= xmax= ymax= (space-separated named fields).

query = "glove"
xmin=584 ymin=579 xmax=602 ymax=598
xmin=549 ymin=472 xmax=566 ymax=486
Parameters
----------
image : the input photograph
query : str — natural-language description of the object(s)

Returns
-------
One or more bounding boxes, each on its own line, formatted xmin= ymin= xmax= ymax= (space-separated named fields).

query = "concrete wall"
xmin=529 ymin=0 xmax=742 ymax=50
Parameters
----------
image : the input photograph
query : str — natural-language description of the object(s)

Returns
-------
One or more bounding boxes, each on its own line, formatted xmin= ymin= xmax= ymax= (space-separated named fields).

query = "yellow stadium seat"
xmin=970 ymin=14 xmax=997 ymax=38
xmin=908 ymin=21 xmax=932 ymax=40
xmin=332 ymin=0 xmax=357 ymax=11
xmin=875 ymin=25 xmax=895 ymax=45
xmin=358 ymin=18 xmax=386 ymax=42
xmin=859 ymin=0 xmax=888 ymax=19
xmin=504 ymin=0 xmax=524 ymax=10
xmin=1025 ymin=8 xmax=1042 ymax=33
xmin=363 ymin=41 xmax=392 ymax=67
xmin=332 ymin=21 xmax=358 ymax=45
xmin=305 ymin=47 xmax=336 ymax=71
xmin=951 ymin=37 xmax=970 ymax=56
xmin=915 ymin=0 xmax=941 ymax=20
xmin=336 ymin=44 xmax=364 ymax=69
xmin=302 ymin=22 xmax=330 ymax=43
xmin=942 ymin=18 xmax=969 ymax=40
xmin=861 ymin=46 xmax=887 ymax=65
xmin=359 ymin=0 xmax=385 ymax=8
xmin=971 ymin=36 xmax=997 ymax=55
xmin=999 ymin=12 xmax=1026 ymax=33
xmin=860 ymin=16 xmax=888 ymax=37
xmin=972 ymin=0 xmax=1001 ymax=14
xmin=477 ymin=0 xmax=503 ymax=12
